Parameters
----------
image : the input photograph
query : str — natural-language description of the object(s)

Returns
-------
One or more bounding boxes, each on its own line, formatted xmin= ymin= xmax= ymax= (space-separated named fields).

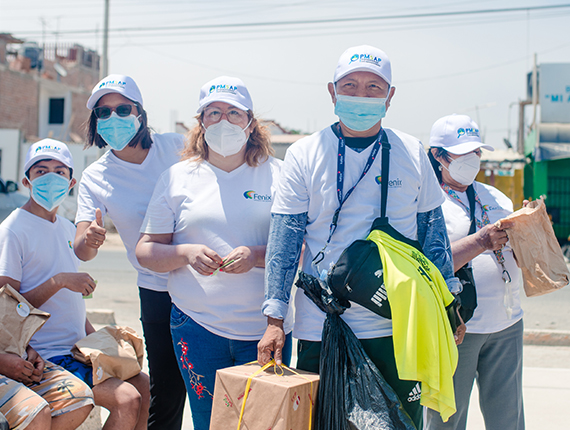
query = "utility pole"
xmin=98 ymin=0 xmax=110 ymax=159
xmin=531 ymin=53 xmax=538 ymax=131
xmin=517 ymin=100 xmax=532 ymax=155
xmin=532 ymin=53 xmax=539 ymax=152
xmin=101 ymin=0 xmax=109 ymax=79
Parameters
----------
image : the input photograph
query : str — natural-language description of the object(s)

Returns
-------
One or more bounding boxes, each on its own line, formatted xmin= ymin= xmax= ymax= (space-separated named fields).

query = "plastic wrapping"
xmin=296 ymin=271 xmax=416 ymax=430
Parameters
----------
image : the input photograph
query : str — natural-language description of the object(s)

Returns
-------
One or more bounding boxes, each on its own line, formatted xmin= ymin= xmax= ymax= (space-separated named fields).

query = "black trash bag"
xmin=295 ymin=271 xmax=416 ymax=430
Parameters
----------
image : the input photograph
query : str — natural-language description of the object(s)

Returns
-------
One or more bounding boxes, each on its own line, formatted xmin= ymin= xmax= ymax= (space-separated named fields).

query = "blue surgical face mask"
xmin=96 ymin=111 xmax=141 ymax=151
xmin=334 ymin=89 xmax=388 ymax=132
xmin=30 ymin=172 xmax=71 ymax=212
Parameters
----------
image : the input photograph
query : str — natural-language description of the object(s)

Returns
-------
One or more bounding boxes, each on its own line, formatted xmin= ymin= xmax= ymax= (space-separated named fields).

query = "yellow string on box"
xmin=236 ymin=359 xmax=314 ymax=430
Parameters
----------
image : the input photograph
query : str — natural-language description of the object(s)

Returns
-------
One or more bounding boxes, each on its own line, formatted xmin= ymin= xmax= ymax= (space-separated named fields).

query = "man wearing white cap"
xmin=74 ymin=74 xmax=186 ymax=429
xmin=426 ymin=114 xmax=524 ymax=430
xmin=0 ymin=139 xmax=150 ymax=430
xmin=257 ymin=46 xmax=460 ymax=427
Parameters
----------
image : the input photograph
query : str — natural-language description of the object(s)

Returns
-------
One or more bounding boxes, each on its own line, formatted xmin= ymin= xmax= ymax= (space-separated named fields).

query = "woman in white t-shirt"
xmin=73 ymin=75 xmax=186 ymax=430
xmin=425 ymin=114 xmax=524 ymax=430
xmin=136 ymin=76 xmax=292 ymax=430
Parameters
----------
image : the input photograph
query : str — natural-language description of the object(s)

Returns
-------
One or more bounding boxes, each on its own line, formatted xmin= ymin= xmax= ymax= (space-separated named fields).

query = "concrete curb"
xmin=86 ymin=309 xmax=116 ymax=325
xmin=86 ymin=309 xmax=570 ymax=346
xmin=523 ymin=329 xmax=570 ymax=347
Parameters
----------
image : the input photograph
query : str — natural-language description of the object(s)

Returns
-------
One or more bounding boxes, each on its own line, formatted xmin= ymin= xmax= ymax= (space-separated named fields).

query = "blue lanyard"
xmin=336 ymin=135 xmax=381 ymax=207
xmin=313 ymin=129 xmax=384 ymax=265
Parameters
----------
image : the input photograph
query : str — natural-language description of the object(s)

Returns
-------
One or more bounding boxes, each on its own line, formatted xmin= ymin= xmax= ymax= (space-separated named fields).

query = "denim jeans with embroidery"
xmin=262 ymin=207 xmax=460 ymax=320
xmin=170 ymin=304 xmax=292 ymax=430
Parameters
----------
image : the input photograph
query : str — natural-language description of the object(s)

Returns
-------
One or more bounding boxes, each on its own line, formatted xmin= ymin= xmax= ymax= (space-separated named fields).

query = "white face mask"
xmin=443 ymin=152 xmax=481 ymax=185
xmin=203 ymin=119 xmax=252 ymax=157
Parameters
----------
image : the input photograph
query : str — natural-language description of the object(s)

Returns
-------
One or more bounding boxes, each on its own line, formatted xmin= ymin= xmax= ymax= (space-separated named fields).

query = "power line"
xmin=54 ymin=8 xmax=569 ymax=50
xmin=13 ymin=3 xmax=570 ymax=36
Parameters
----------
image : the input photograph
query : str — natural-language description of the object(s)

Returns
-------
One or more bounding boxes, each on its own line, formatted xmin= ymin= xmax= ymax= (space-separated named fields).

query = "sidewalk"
xmin=82 ymin=234 xmax=570 ymax=430
xmin=468 ymin=346 xmax=570 ymax=429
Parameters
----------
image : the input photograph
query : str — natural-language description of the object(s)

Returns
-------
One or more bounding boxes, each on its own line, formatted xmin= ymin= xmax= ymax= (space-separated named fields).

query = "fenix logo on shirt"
xmin=375 ymin=176 xmax=403 ymax=188
xmin=483 ymin=204 xmax=501 ymax=211
xmin=243 ymin=190 xmax=272 ymax=202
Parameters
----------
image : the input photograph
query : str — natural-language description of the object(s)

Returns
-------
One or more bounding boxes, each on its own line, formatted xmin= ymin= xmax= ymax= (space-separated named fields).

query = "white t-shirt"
xmin=76 ymin=133 xmax=184 ymax=291
xmin=141 ymin=157 xmax=293 ymax=340
xmin=271 ymin=126 xmax=446 ymax=341
xmin=441 ymin=181 xmax=523 ymax=334
xmin=0 ymin=209 xmax=85 ymax=359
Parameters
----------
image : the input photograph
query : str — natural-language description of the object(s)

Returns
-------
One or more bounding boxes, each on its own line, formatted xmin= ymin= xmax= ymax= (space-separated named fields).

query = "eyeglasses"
xmin=203 ymin=106 xmax=249 ymax=125
xmin=93 ymin=104 xmax=135 ymax=119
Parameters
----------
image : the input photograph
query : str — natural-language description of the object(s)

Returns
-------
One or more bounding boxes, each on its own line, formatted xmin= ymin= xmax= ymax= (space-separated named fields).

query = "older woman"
xmin=136 ymin=76 xmax=293 ymax=430
xmin=74 ymin=74 xmax=186 ymax=429
xmin=425 ymin=114 xmax=524 ymax=430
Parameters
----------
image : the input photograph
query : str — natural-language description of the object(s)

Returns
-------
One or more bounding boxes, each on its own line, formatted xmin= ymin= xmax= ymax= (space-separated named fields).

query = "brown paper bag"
xmin=496 ymin=197 xmax=570 ymax=297
xmin=0 ymin=284 xmax=50 ymax=357
xmin=71 ymin=325 xmax=144 ymax=385
xmin=210 ymin=362 xmax=319 ymax=430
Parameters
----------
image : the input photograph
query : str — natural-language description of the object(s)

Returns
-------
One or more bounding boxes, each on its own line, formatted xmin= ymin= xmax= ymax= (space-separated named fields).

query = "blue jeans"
xmin=170 ymin=304 xmax=292 ymax=430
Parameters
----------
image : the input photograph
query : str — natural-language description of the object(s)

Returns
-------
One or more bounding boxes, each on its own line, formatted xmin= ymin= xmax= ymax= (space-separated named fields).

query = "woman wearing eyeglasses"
xmin=135 ymin=76 xmax=293 ymax=430
xmin=425 ymin=114 xmax=524 ymax=430
xmin=74 ymin=75 xmax=187 ymax=430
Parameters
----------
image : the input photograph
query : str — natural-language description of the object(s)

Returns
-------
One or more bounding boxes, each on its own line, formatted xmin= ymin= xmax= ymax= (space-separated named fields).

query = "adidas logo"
xmin=374 ymin=269 xmax=383 ymax=278
xmin=407 ymin=383 xmax=421 ymax=402
xmin=371 ymin=284 xmax=387 ymax=307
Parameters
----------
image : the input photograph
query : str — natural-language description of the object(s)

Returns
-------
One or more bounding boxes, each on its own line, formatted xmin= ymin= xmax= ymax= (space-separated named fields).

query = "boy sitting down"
xmin=0 ymin=343 xmax=94 ymax=430
xmin=0 ymin=139 xmax=150 ymax=430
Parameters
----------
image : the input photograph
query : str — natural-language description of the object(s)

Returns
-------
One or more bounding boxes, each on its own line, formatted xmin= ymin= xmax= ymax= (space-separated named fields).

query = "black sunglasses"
xmin=93 ymin=104 xmax=135 ymax=119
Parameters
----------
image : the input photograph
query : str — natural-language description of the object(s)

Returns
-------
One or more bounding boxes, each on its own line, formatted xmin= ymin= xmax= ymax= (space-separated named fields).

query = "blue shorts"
xmin=49 ymin=355 xmax=94 ymax=388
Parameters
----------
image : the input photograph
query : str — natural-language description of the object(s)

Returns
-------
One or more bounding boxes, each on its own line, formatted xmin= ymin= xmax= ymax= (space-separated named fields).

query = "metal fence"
xmin=548 ymin=176 xmax=570 ymax=241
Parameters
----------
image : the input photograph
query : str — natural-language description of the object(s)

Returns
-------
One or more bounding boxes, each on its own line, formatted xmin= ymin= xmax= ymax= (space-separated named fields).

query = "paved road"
xmin=519 ymin=282 xmax=570 ymax=332
xmin=80 ymin=236 xmax=570 ymax=430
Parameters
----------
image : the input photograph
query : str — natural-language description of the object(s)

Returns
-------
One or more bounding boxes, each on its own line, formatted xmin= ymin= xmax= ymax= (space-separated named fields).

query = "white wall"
xmin=38 ymin=80 xmax=73 ymax=141
xmin=539 ymin=63 xmax=570 ymax=124
xmin=0 ymin=128 xmax=22 ymax=183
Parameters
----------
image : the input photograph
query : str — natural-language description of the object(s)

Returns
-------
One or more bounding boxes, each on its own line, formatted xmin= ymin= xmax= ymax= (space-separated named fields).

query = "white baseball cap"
xmin=334 ymin=45 xmax=392 ymax=85
xmin=197 ymin=76 xmax=253 ymax=113
xmin=429 ymin=114 xmax=494 ymax=155
xmin=87 ymin=74 xmax=143 ymax=109
xmin=24 ymin=138 xmax=74 ymax=173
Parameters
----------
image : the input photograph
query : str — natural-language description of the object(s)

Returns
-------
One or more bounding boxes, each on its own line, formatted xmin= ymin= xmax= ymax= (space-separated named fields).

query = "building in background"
xmin=0 ymin=32 xmax=100 ymax=219
xmin=476 ymin=149 xmax=526 ymax=211
xmin=524 ymin=63 xmax=570 ymax=241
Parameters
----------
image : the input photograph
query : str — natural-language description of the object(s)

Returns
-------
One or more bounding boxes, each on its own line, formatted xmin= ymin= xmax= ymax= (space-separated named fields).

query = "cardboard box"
xmin=210 ymin=362 xmax=319 ymax=430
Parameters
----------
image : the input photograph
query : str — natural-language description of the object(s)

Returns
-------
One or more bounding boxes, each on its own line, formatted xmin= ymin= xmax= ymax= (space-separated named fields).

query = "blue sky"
xmin=2 ymin=0 xmax=570 ymax=148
